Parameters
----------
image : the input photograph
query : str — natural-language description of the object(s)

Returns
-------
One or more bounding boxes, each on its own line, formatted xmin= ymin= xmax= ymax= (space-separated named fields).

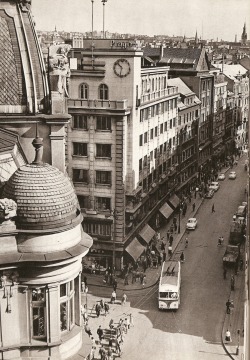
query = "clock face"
xmin=113 ymin=58 xmax=131 ymax=78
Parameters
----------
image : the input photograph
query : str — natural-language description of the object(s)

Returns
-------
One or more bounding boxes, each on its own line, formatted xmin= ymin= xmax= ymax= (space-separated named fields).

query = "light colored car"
xmin=209 ymin=181 xmax=220 ymax=191
xmin=229 ymin=171 xmax=237 ymax=179
xmin=218 ymin=173 xmax=225 ymax=180
xmin=186 ymin=218 xmax=197 ymax=230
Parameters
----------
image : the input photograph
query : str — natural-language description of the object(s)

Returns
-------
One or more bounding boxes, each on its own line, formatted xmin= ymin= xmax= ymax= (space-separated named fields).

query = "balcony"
xmin=141 ymin=86 xmax=178 ymax=105
xmin=68 ymin=98 xmax=129 ymax=111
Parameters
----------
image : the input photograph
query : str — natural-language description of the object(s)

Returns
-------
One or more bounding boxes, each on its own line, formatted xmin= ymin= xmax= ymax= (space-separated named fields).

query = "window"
xmin=155 ymin=126 xmax=158 ymax=137
xmin=96 ymin=116 xmax=111 ymax=130
xmin=170 ymin=99 xmax=173 ymax=110
xmin=164 ymin=122 xmax=167 ymax=131
xmin=83 ymin=223 xmax=111 ymax=236
xmin=170 ymin=119 xmax=172 ymax=129
xmin=31 ymin=288 xmax=46 ymax=339
xmin=99 ymin=84 xmax=109 ymax=100
xmin=95 ymin=197 xmax=111 ymax=211
xmin=96 ymin=171 xmax=111 ymax=185
xmin=164 ymin=101 xmax=169 ymax=112
xmin=160 ymin=123 xmax=163 ymax=134
xmin=139 ymin=134 xmax=143 ymax=146
xmin=99 ymin=224 xmax=111 ymax=236
xmin=78 ymin=195 xmax=89 ymax=209
xmin=73 ymin=142 xmax=87 ymax=156
xmin=96 ymin=144 xmax=111 ymax=158
xmin=79 ymin=83 xmax=88 ymax=99
xmin=60 ymin=281 xmax=75 ymax=332
xmin=139 ymin=158 xmax=142 ymax=171
xmin=73 ymin=169 xmax=89 ymax=183
xmin=151 ymin=106 xmax=155 ymax=117
xmin=144 ymin=132 xmax=148 ymax=144
xmin=173 ymin=118 xmax=176 ymax=127
xmin=73 ymin=115 xmax=87 ymax=129
xmin=150 ymin=128 xmax=154 ymax=140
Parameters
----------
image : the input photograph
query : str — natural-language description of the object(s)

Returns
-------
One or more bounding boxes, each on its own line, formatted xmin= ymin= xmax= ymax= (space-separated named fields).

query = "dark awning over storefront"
xmin=167 ymin=194 xmax=180 ymax=210
xmin=125 ymin=237 xmax=145 ymax=261
xmin=138 ymin=224 xmax=155 ymax=244
xmin=159 ymin=202 xmax=174 ymax=220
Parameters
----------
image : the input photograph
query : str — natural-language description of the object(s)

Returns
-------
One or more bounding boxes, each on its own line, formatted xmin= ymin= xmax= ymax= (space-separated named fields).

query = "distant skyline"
xmin=32 ymin=0 xmax=249 ymax=42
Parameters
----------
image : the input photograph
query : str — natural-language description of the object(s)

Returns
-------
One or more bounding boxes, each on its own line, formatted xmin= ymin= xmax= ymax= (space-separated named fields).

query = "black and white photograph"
xmin=0 ymin=0 xmax=249 ymax=359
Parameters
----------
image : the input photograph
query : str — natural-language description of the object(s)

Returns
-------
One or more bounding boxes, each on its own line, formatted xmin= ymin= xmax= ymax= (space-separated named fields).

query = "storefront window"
xmin=31 ymin=288 xmax=46 ymax=339
xmin=60 ymin=281 xmax=75 ymax=332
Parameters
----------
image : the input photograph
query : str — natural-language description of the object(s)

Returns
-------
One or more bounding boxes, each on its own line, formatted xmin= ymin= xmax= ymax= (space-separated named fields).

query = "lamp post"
xmin=101 ymin=0 xmax=108 ymax=39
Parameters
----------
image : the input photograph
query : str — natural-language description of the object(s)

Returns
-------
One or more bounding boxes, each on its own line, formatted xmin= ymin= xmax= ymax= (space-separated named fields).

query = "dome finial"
xmin=32 ymin=123 xmax=43 ymax=165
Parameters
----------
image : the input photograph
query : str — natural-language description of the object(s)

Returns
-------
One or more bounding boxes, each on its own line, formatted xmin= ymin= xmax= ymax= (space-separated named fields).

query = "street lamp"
xmin=101 ymin=0 xmax=108 ymax=39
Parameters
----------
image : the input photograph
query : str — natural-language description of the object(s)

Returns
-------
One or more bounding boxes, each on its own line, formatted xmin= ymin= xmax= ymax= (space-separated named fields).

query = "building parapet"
xmin=67 ymin=98 xmax=129 ymax=111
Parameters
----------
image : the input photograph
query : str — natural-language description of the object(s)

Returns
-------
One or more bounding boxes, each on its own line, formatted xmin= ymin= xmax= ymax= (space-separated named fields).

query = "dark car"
xmin=205 ymin=189 xmax=215 ymax=198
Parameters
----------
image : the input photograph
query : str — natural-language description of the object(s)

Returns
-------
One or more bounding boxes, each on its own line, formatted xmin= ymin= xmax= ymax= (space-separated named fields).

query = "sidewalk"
xmin=84 ymin=194 xmax=204 ymax=293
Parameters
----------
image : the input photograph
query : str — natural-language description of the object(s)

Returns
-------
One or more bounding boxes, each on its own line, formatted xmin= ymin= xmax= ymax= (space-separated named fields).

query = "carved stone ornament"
xmin=49 ymin=44 xmax=72 ymax=97
xmin=0 ymin=198 xmax=17 ymax=222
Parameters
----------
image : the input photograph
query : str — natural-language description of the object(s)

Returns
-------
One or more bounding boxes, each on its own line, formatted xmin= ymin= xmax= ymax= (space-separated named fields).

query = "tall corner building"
xmin=0 ymin=1 xmax=93 ymax=359
xmin=67 ymin=38 xmax=181 ymax=269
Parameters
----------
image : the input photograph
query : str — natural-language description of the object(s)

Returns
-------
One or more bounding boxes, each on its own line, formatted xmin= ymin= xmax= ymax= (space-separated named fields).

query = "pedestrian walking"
xmin=192 ymin=203 xmax=196 ymax=212
xmin=95 ymin=302 xmax=101 ymax=317
xmin=111 ymin=290 xmax=116 ymax=304
xmin=109 ymin=318 xmax=114 ymax=330
xmin=85 ymin=324 xmax=92 ymax=337
xmin=97 ymin=325 xmax=104 ymax=342
xmin=160 ymin=240 xmax=165 ymax=251
xmin=121 ymin=293 xmax=127 ymax=306
xmin=231 ymin=275 xmax=235 ymax=291
xmin=226 ymin=299 xmax=231 ymax=314
xmin=168 ymin=245 xmax=173 ymax=257
xmin=225 ymin=329 xmax=231 ymax=342
xmin=107 ymin=346 xmax=113 ymax=360
xmin=113 ymin=278 xmax=118 ymax=292
xmin=100 ymin=299 xmax=104 ymax=313
xmin=169 ymin=234 xmax=174 ymax=246
xmin=81 ymin=304 xmax=88 ymax=324
xmin=162 ymin=250 xmax=166 ymax=262
xmin=167 ymin=230 xmax=170 ymax=240
xmin=104 ymin=302 xmax=110 ymax=316
xmin=158 ymin=252 xmax=162 ymax=266
xmin=125 ymin=317 xmax=130 ymax=331
xmin=124 ymin=272 xmax=129 ymax=285
xmin=99 ymin=345 xmax=107 ymax=360
xmin=180 ymin=252 xmax=185 ymax=263
xmin=174 ymin=222 xmax=177 ymax=232
xmin=212 ymin=204 xmax=215 ymax=213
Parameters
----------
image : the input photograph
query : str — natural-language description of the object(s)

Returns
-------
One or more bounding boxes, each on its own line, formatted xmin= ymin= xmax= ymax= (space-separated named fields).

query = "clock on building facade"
xmin=113 ymin=58 xmax=131 ymax=78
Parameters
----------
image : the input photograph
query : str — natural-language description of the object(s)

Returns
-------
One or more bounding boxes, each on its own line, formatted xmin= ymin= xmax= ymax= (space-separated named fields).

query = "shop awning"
xmin=159 ymin=202 xmax=174 ymax=219
xmin=125 ymin=237 xmax=145 ymax=261
xmin=167 ymin=194 xmax=180 ymax=209
xmin=139 ymin=223 xmax=155 ymax=244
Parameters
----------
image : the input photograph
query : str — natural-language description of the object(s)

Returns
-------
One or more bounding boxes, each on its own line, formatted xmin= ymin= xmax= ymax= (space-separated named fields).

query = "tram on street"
xmin=158 ymin=261 xmax=181 ymax=310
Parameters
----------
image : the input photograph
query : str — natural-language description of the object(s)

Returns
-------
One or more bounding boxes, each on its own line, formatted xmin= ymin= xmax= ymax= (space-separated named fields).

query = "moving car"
xmin=236 ymin=205 xmax=246 ymax=218
xmin=186 ymin=218 xmax=197 ymax=230
xmin=228 ymin=171 xmax=236 ymax=179
xmin=218 ymin=173 xmax=225 ymax=180
xmin=209 ymin=181 xmax=220 ymax=191
xmin=205 ymin=189 xmax=215 ymax=198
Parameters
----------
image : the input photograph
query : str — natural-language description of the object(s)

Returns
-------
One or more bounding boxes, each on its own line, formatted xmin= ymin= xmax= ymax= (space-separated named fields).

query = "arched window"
xmin=99 ymin=84 xmax=109 ymax=100
xmin=79 ymin=83 xmax=89 ymax=99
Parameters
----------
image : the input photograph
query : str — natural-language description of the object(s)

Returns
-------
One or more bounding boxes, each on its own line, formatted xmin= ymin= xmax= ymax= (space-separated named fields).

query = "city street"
xmin=87 ymin=156 xmax=247 ymax=360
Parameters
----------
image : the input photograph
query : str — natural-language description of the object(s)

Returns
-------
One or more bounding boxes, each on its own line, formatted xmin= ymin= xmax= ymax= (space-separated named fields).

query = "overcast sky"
xmin=32 ymin=0 xmax=249 ymax=41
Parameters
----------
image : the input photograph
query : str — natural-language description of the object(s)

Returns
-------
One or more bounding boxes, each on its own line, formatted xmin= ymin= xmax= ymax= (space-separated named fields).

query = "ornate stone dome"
xmin=2 ymin=138 xmax=78 ymax=231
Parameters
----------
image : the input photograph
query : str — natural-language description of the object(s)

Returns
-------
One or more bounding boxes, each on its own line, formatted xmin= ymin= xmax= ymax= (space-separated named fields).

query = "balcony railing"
xmin=141 ymin=86 xmax=178 ymax=105
xmin=68 ymin=98 xmax=128 ymax=110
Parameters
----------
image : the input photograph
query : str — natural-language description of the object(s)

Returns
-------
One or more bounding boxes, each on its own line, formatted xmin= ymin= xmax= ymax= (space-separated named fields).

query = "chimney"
xmin=160 ymin=44 xmax=164 ymax=60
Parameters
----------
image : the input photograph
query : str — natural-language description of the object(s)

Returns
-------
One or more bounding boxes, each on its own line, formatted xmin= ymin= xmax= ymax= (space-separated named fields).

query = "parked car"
xmin=229 ymin=171 xmax=237 ymax=179
xmin=236 ymin=205 xmax=246 ymax=218
xmin=186 ymin=218 xmax=197 ymax=230
xmin=205 ymin=189 xmax=215 ymax=198
xmin=209 ymin=181 xmax=220 ymax=191
xmin=218 ymin=173 xmax=225 ymax=180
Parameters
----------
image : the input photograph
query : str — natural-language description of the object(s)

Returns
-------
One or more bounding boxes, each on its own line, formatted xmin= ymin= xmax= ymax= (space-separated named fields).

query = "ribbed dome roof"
xmin=2 ymin=163 xmax=78 ymax=231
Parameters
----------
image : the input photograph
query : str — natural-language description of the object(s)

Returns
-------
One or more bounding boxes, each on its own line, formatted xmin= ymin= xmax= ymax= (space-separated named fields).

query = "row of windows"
xmin=141 ymin=76 xmax=167 ymax=94
xmin=72 ymin=115 xmax=112 ymax=131
xmin=140 ymin=99 xmax=177 ymax=121
xmin=73 ymin=169 xmax=111 ymax=185
xmin=73 ymin=143 xmax=111 ymax=158
xmin=79 ymin=83 xmax=108 ymax=100
xmin=78 ymin=195 xmax=111 ymax=211
xmin=139 ymin=139 xmax=176 ymax=170
xmin=139 ymin=120 xmax=176 ymax=146
xmin=83 ymin=222 xmax=111 ymax=236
